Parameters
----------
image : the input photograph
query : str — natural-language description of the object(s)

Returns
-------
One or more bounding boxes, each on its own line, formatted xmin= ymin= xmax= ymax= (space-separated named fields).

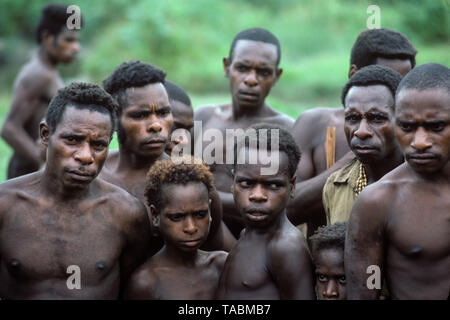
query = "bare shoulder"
xmin=292 ymin=107 xmax=339 ymax=135
xmin=194 ymin=104 xmax=227 ymax=122
xmin=268 ymin=223 xmax=310 ymax=261
xmin=0 ymin=172 xmax=42 ymax=220
xmin=126 ymin=259 xmax=158 ymax=299
xmin=95 ymin=178 xmax=147 ymax=222
xmin=201 ymin=250 xmax=228 ymax=271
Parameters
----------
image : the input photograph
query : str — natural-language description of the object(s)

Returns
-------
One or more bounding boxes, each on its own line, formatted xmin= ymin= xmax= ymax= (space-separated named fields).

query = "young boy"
xmin=310 ymin=222 xmax=347 ymax=300
xmin=125 ymin=156 xmax=227 ymax=300
xmin=217 ymin=123 xmax=315 ymax=299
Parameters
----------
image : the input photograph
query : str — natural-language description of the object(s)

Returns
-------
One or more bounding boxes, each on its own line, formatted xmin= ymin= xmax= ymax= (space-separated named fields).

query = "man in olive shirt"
xmin=322 ymin=65 xmax=404 ymax=224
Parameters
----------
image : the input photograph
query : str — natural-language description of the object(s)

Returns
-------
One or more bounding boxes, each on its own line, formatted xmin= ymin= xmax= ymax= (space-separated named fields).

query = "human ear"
xmin=272 ymin=68 xmax=283 ymax=87
xmin=150 ymin=205 xmax=160 ymax=227
xmin=39 ymin=121 xmax=50 ymax=147
xmin=223 ymin=57 xmax=231 ymax=77
xmin=289 ymin=175 xmax=296 ymax=199
xmin=348 ymin=64 xmax=358 ymax=78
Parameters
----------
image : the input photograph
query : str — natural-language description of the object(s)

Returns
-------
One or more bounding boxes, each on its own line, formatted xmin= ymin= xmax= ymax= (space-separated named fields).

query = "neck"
xmin=363 ymin=149 xmax=405 ymax=184
xmin=246 ymin=210 xmax=286 ymax=235
xmin=161 ymin=244 xmax=199 ymax=268
xmin=231 ymin=98 xmax=267 ymax=120
xmin=41 ymin=167 xmax=90 ymax=200
xmin=117 ymin=146 xmax=168 ymax=171
xmin=408 ymin=161 xmax=450 ymax=184
xmin=37 ymin=47 xmax=57 ymax=68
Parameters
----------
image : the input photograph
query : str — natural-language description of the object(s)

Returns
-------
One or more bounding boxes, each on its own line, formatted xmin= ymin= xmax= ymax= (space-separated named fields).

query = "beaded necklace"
xmin=355 ymin=162 xmax=367 ymax=195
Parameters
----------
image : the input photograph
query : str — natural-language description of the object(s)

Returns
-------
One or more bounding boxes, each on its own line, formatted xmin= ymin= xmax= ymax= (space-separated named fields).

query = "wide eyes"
xmin=339 ymin=276 xmax=346 ymax=284
xmin=317 ymin=274 xmax=327 ymax=282
xmin=239 ymin=181 xmax=250 ymax=188
xmin=397 ymin=122 xmax=413 ymax=132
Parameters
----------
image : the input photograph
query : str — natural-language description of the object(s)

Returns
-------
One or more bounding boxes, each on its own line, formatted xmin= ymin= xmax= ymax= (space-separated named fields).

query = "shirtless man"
xmin=1 ymin=4 xmax=81 ymax=179
xmin=125 ymin=157 xmax=227 ymax=299
xmin=287 ymin=28 xmax=417 ymax=234
xmin=0 ymin=82 xmax=150 ymax=299
xmin=345 ymin=63 xmax=450 ymax=300
xmin=100 ymin=61 xmax=232 ymax=252
xmin=217 ymin=124 xmax=314 ymax=300
xmin=194 ymin=28 xmax=294 ymax=237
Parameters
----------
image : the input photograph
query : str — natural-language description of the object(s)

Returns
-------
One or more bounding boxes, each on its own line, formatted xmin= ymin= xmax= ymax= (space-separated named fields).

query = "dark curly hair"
xmin=103 ymin=60 xmax=166 ymax=110
xmin=229 ymin=27 xmax=281 ymax=66
xmin=103 ymin=60 xmax=167 ymax=143
xmin=396 ymin=63 xmax=450 ymax=97
xmin=145 ymin=156 xmax=216 ymax=214
xmin=341 ymin=65 xmax=403 ymax=108
xmin=310 ymin=222 xmax=347 ymax=254
xmin=350 ymin=28 xmax=417 ymax=69
xmin=35 ymin=3 xmax=82 ymax=44
xmin=233 ymin=123 xmax=301 ymax=178
xmin=164 ymin=80 xmax=192 ymax=107
xmin=45 ymin=82 xmax=118 ymax=136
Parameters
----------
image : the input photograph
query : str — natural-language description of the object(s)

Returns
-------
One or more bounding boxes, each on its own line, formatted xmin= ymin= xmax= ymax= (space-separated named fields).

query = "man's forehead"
xmin=396 ymin=88 xmax=450 ymax=118
xmin=232 ymin=39 xmax=278 ymax=66
xmin=125 ymin=83 xmax=169 ymax=107
xmin=375 ymin=57 xmax=412 ymax=77
xmin=171 ymin=100 xmax=193 ymax=118
xmin=345 ymin=85 xmax=394 ymax=111
xmin=161 ymin=182 xmax=209 ymax=208
xmin=58 ymin=105 xmax=111 ymax=132
xmin=235 ymin=147 xmax=290 ymax=177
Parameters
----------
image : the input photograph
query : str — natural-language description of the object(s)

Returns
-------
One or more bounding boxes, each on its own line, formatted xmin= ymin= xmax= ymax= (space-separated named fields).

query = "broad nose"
xmin=354 ymin=119 xmax=373 ymax=140
xmin=323 ymin=280 xmax=339 ymax=299
xmin=147 ymin=115 xmax=162 ymax=133
xmin=244 ymin=70 xmax=258 ymax=87
xmin=249 ymin=184 xmax=268 ymax=202
xmin=411 ymin=127 xmax=432 ymax=151
xmin=72 ymin=42 xmax=81 ymax=54
xmin=74 ymin=143 xmax=94 ymax=165
xmin=183 ymin=216 xmax=198 ymax=235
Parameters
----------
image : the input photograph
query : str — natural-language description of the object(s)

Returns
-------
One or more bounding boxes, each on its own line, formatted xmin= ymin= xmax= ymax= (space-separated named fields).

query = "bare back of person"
xmin=127 ymin=250 xmax=227 ymax=299
xmin=0 ymin=172 xmax=147 ymax=299
xmin=292 ymin=107 xmax=349 ymax=179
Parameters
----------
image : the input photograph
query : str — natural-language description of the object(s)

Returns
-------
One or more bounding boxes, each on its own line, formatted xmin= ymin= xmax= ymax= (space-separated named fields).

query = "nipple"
xmin=95 ymin=261 xmax=106 ymax=271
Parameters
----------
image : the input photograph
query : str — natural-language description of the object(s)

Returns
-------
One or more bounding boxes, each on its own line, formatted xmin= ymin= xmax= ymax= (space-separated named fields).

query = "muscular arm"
xmin=269 ymin=236 xmax=315 ymax=300
xmin=120 ymin=200 xmax=152 ymax=297
xmin=345 ymin=185 xmax=387 ymax=300
xmin=287 ymin=151 xmax=354 ymax=225
xmin=1 ymin=76 xmax=53 ymax=166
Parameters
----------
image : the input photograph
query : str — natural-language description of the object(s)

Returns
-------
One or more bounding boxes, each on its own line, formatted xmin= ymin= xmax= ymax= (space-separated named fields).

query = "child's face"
xmin=314 ymin=248 xmax=346 ymax=300
xmin=159 ymin=182 xmax=211 ymax=252
xmin=232 ymin=148 xmax=293 ymax=229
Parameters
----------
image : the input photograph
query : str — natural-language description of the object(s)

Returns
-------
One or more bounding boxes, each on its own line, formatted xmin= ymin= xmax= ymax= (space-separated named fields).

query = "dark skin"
xmin=0 ymin=106 xmax=150 ymax=299
xmin=165 ymin=99 xmax=194 ymax=156
xmin=343 ymin=85 xmax=404 ymax=184
xmin=194 ymin=39 xmax=294 ymax=237
xmin=100 ymin=84 xmax=233 ymax=253
xmin=346 ymin=88 xmax=450 ymax=299
xmin=217 ymin=149 xmax=315 ymax=300
xmin=1 ymin=28 xmax=80 ymax=179
xmin=313 ymin=248 xmax=346 ymax=300
xmin=287 ymin=58 xmax=412 ymax=234
xmin=125 ymin=182 xmax=227 ymax=300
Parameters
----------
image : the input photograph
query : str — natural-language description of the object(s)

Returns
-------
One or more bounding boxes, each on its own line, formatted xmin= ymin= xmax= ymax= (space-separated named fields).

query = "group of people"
xmin=0 ymin=4 xmax=448 ymax=300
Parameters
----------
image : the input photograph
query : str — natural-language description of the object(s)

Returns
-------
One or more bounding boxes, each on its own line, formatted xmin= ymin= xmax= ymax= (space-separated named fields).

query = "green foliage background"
xmin=0 ymin=0 xmax=448 ymax=182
